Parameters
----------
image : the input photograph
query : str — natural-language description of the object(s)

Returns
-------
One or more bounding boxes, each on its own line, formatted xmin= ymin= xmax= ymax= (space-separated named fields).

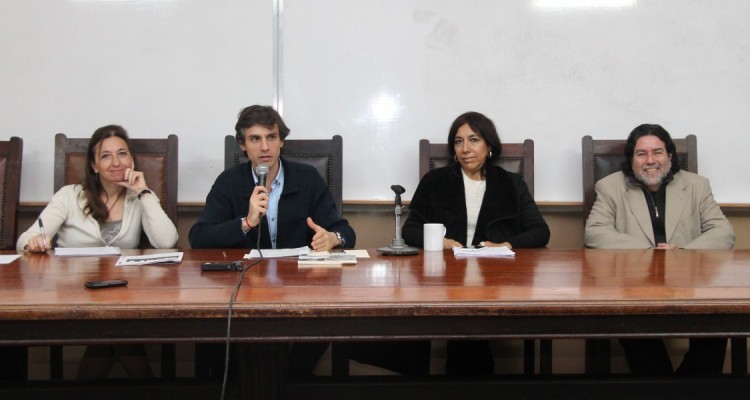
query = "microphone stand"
xmin=378 ymin=185 xmax=419 ymax=256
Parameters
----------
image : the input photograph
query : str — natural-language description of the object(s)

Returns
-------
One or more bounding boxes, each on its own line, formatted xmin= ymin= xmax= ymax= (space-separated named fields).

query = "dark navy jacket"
xmin=189 ymin=158 xmax=355 ymax=249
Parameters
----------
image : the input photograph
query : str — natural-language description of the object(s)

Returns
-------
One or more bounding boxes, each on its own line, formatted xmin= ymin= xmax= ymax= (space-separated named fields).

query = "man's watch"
xmin=333 ymin=231 xmax=343 ymax=248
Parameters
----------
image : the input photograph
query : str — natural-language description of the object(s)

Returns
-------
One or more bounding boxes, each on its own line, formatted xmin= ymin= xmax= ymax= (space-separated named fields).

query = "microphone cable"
xmin=219 ymin=218 xmax=264 ymax=400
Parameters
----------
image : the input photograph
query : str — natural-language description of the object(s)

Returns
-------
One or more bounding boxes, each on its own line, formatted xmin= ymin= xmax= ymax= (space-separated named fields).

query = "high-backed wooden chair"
xmin=581 ymin=134 xmax=697 ymax=222
xmin=419 ymin=139 xmax=534 ymax=194
xmin=581 ymin=134 xmax=700 ymax=374
xmin=224 ymin=134 xmax=343 ymax=212
xmin=419 ymin=138 xmax=546 ymax=375
xmin=0 ymin=137 xmax=22 ymax=250
xmin=0 ymin=137 xmax=25 ymax=381
xmin=52 ymin=133 xmax=179 ymax=379
xmin=54 ymin=133 xmax=178 ymax=224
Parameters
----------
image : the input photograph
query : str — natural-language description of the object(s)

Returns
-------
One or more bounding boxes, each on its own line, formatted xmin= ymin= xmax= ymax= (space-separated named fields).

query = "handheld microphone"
xmin=254 ymin=163 xmax=270 ymax=187
xmin=254 ymin=163 xmax=270 ymax=221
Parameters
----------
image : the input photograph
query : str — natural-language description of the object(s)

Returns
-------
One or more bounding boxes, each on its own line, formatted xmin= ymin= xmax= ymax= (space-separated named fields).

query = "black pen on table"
xmin=38 ymin=218 xmax=47 ymax=251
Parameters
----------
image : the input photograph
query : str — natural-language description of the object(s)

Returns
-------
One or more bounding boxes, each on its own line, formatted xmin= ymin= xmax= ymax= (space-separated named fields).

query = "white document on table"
xmin=244 ymin=246 xmax=311 ymax=259
xmin=0 ymin=254 xmax=21 ymax=264
xmin=452 ymin=246 xmax=515 ymax=257
xmin=54 ymin=247 xmax=121 ymax=256
xmin=115 ymin=252 xmax=184 ymax=266
xmin=298 ymin=253 xmax=358 ymax=267
xmin=307 ymin=249 xmax=370 ymax=258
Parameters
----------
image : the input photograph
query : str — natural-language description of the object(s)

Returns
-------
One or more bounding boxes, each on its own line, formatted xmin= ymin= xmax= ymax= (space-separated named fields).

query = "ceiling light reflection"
xmin=533 ymin=0 xmax=636 ymax=9
xmin=369 ymin=93 xmax=400 ymax=123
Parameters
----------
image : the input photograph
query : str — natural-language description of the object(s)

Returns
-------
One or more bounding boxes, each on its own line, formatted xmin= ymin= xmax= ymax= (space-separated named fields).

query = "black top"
xmin=642 ymin=186 xmax=668 ymax=245
xmin=402 ymin=164 xmax=550 ymax=248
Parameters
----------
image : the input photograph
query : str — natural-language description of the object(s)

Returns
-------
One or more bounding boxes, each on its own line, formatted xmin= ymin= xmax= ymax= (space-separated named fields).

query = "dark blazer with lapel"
xmin=402 ymin=164 xmax=549 ymax=248
xmin=189 ymin=158 xmax=355 ymax=249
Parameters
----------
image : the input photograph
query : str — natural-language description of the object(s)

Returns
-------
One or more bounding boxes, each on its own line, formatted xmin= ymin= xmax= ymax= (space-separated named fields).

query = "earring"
xmin=454 ymin=155 xmax=458 ymax=162
xmin=488 ymin=151 xmax=493 ymax=158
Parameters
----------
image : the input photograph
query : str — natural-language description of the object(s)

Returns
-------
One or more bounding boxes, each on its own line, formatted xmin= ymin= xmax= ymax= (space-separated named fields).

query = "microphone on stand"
xmin=378 ymin=184 xmax=419 ymax=256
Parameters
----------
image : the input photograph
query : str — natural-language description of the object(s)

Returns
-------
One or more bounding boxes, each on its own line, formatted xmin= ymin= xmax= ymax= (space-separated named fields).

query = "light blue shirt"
xmin=252 ymin=163 xmax=285 ymax=248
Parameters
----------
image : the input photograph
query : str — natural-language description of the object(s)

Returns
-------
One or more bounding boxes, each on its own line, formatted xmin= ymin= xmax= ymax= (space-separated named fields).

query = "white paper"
xmin=298 ymin=253 xmax=358 ymax=267
xmin=307 ymin=249 xmax=370 ymax=258
xmin=115 ymin=252 xmax=183 ymax=266
xmin=452 ymin=246 xmax=515 ymax=258
xmin=244 ymin=246 xmax=310 ymax=259
xmin=0 ymin=254 xmax=22 ymax=264
xmin=54 ymin=247 xmax=121 ymax=256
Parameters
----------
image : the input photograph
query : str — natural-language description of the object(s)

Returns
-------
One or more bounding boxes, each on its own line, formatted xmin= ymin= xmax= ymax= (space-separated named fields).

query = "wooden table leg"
xmin=585 ymin=339 xmax=611 ymax=375
xmin=731 ymin=337 xmax=747 ymax=375
xmin=540 ymin=339 xmax=553 ymax=375
xmin=237 ymin=343 xmax=287 ymax=400
xmin=1 ymin=346 xmax=28 ymax=381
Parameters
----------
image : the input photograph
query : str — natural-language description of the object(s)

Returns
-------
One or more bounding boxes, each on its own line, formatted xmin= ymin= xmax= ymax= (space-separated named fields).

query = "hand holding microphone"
xmin=255 ymin=163 xmax=269 ymax=188
xmin=246 ymin=164 xmax=270 ymax=228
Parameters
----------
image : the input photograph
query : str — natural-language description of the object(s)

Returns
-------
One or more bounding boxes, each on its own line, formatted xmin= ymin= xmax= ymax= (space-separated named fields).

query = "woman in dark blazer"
xmin=402 ymin=111 xmax=550 ymax=375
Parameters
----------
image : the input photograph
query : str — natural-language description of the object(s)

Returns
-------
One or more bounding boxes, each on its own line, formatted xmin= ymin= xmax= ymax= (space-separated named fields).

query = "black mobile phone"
xmin=201 ymin=261 xmax=244 ymax=272
xmin=84 ymin=279 xmax=128 ymax=289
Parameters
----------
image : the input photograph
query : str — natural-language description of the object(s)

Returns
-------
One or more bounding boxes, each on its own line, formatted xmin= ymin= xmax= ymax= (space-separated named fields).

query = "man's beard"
xmin=635 ymin=169 xmax=668 ymax=189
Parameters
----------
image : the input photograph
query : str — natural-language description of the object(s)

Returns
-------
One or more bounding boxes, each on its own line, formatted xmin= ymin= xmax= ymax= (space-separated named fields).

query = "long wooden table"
xmin=2 ymin=248 xmax=750 ymax=399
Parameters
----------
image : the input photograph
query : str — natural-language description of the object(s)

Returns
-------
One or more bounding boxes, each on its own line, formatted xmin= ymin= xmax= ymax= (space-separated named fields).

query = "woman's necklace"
xmin=104 ymin=189 xmax=125 ymax=220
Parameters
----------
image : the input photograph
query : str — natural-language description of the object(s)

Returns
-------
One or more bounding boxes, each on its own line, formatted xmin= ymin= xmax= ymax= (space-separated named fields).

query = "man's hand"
xmin=246 ymin=186 xmax=269 ymax=228
xmin=307 ymin=217 xmax=339 ymax=251
xmin=655 ymin=243 xmax=677 ymax=250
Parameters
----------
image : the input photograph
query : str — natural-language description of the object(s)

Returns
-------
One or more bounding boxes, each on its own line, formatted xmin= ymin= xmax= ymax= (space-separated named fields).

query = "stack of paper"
xmin=298 ymin=253 xmax=358 ymax=266
xmin=452 ymin=246 xmax=515 ymax=258
xmin=341 ymin=249 xmax=369 ymax=258
xmin=55 ymin=247 xmax=121 ymax=256
xmin=115 ymin=252 xmax=183 ymax=266
xmin=245 ymin=246 xmax=310 ymax=259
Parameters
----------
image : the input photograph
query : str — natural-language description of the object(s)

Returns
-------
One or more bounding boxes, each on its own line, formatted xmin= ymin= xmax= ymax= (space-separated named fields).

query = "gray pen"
xmin=38 ymin=218 xmax=47 ymax=251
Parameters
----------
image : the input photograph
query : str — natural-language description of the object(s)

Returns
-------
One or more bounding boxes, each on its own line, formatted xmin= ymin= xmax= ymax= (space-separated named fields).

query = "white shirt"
xmin=462 ymin=169 xmax=486 ymax=246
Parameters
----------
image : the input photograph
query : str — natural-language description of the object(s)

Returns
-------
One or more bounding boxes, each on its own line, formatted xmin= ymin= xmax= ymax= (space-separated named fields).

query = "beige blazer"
xmin=584 ymin=171 xmax=734 ymax=249
xmin=17 ymin=184 xmax=178 ymax=252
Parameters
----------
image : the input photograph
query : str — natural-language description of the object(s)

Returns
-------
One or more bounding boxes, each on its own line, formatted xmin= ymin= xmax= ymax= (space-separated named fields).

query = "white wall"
xmin=0 ymin=0 xmax=273 ymax=202
xmin=282 ymin=0 xmax=750 ymax=202
xmin=2 ymin=0 xmax=748 ymax=203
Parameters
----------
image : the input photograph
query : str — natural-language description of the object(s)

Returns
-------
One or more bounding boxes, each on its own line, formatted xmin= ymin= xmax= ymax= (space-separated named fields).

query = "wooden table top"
xmin=2 ymin=248 xmax=750 ymax=321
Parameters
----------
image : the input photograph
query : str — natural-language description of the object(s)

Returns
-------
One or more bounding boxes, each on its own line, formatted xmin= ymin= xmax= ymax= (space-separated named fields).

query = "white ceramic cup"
xmin=423 ymin=223 xmax=446 ymax=251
